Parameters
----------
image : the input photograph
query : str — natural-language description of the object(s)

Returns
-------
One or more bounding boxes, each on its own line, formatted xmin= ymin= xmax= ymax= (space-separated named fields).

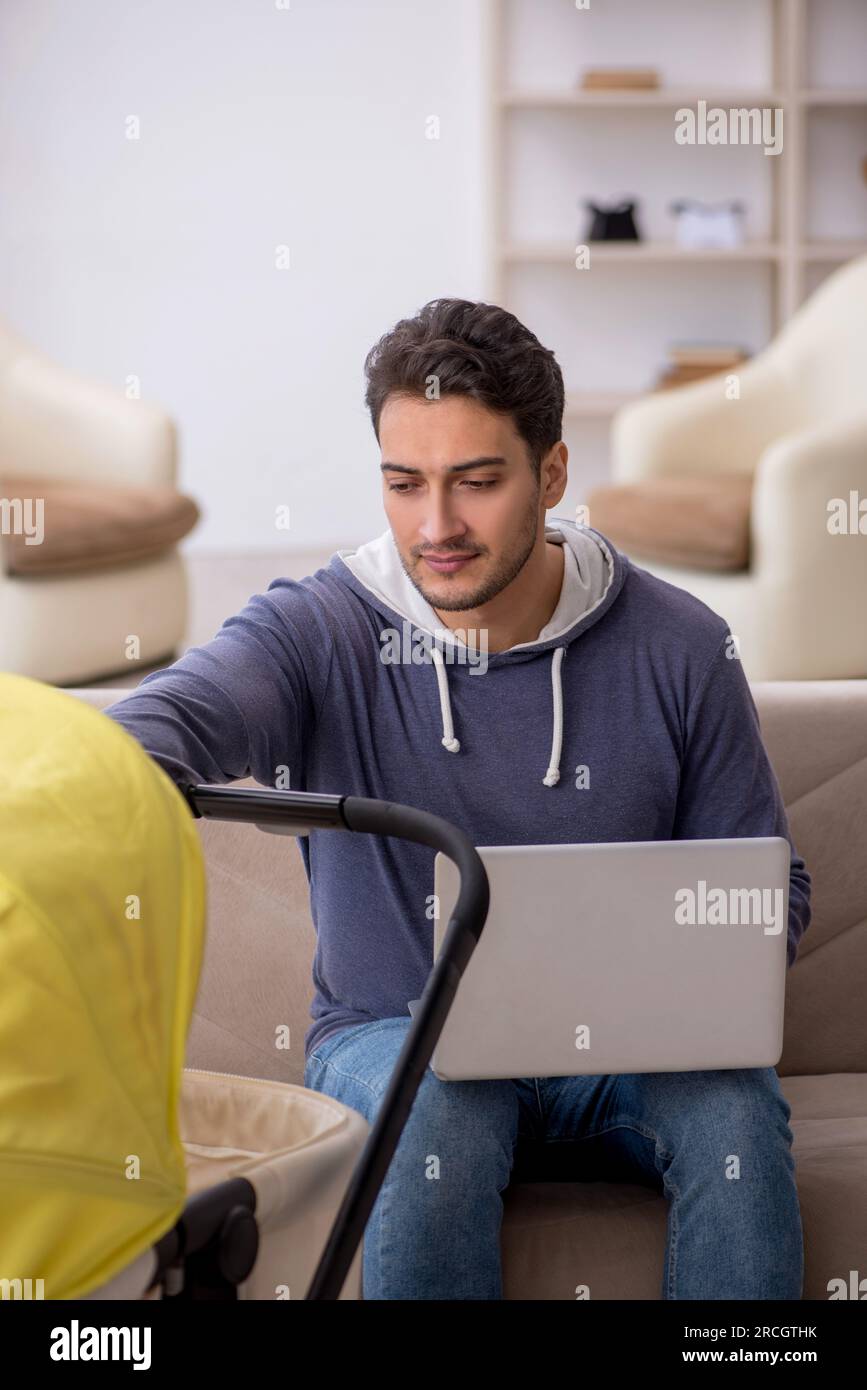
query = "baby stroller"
xmin=0 ymin=674 xmax=489 ymax=1301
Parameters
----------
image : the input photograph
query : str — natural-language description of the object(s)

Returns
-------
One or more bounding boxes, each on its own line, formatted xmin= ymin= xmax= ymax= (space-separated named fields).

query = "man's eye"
xmin=386 ymin=479 xmax=498 ymax=493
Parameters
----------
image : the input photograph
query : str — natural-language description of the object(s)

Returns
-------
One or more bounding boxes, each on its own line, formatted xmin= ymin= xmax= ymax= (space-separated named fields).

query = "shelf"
xmin=499 ymin=89 xmax=786 ymax=110
xmin=489 ymin=0 xmax=867 ymax=437
xmin=801 ymin=240 xmax=867 ymax=262
xmin=502 ymin=242 xmax=783 ymax=265
xmin=799 ymin=89 xmax=867 ymax=107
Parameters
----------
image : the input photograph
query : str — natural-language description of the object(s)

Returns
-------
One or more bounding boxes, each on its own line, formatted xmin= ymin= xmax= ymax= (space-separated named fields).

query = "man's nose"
xmin=418 ymin=488 xmax=467 ymax=546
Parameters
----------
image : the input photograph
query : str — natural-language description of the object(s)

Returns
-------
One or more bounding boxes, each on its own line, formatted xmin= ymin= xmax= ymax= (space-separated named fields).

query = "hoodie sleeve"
xmin=104 ymin=587 xmax=332 ymax=791
xmin=672 ymin=631 xmax=812 ymax=969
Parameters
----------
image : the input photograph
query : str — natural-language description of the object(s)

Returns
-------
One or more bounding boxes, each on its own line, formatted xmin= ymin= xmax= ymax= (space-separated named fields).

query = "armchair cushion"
xmin=587 ymin=472 xmax=753 ymax=571
xmin=0 ymin=474 xmax=199 ymax=576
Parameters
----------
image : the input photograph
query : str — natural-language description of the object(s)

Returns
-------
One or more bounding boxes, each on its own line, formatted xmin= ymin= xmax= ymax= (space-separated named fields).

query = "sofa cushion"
xmin=0 ymin=474 xmax=199 ymax=576
xmin=587 ymin=472 xmax=753 ymax=571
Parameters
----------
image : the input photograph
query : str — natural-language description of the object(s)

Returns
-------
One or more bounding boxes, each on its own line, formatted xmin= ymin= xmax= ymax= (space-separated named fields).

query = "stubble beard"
xmin=399 ymin=488 xmax=541 ymax=613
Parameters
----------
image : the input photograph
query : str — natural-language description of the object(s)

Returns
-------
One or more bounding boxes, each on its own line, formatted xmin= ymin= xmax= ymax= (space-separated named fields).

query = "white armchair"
xmin=610 ymin=254 xmax=867 ymax=680
xmin=0 ymin=320 xmax=190 ymax=684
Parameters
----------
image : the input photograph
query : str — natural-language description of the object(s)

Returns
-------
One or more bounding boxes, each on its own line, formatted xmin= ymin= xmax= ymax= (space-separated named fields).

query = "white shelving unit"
xmin=483 ymin=0 xmax=867 ymax=444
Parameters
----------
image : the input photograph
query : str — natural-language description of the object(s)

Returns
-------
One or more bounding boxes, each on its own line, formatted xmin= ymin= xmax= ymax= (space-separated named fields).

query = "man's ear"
xmin=542 ymin=443 xmax=568 ymax=507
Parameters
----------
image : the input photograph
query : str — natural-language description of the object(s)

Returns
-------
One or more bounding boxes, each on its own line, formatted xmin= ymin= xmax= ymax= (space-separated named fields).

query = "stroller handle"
xmin=183 ymin=784 xmax=489 ymax=952
xmin=155 ymin=783 xmax=490 ymax=1299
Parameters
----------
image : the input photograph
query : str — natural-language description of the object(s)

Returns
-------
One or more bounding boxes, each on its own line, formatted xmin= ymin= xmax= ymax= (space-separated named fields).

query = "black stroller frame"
xmin=148 ymin=784 xmax=490 ymax=1301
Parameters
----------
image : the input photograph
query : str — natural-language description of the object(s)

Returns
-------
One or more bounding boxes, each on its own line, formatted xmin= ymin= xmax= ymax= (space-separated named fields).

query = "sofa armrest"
xmin=609 ymin=356 xmax=793 ymax=484
xmin=735 ymin=414 xmax=867 ymax=679
xmin=752 ymin=413 xmax=867 ymax=579
xmin=0 ymin=339 xmax=177 ymax=488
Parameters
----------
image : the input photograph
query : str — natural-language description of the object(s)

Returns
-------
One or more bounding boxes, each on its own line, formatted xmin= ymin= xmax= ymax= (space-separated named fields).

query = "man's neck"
xmin=433 ymin=539 xmax=565 ymax=653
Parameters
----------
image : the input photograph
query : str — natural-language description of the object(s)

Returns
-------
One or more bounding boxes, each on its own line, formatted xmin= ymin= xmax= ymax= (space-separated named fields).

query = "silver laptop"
xmin=412 ymin=838 xmax=790 ymax=1080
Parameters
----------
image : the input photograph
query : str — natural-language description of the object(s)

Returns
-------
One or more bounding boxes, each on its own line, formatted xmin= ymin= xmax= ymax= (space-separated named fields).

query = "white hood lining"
xmin=336 ymin=521 xmax=614 ymax=787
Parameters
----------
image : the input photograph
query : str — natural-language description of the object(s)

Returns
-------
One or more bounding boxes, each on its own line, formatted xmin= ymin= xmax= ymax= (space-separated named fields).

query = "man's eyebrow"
xmin=379 ymin=456 xmax=509 ymax=476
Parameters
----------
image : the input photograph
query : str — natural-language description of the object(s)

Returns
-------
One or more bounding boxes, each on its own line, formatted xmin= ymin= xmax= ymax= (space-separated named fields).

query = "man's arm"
xmin=105 ymin=585 xmax=332 ymax=791
xmin=672 ymin=631 xmax=812 ymax=968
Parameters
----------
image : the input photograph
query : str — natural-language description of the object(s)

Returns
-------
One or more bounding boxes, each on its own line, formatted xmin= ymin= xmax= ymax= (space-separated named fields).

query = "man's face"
xmin=379 ymin=394 xmax=543 ymax=613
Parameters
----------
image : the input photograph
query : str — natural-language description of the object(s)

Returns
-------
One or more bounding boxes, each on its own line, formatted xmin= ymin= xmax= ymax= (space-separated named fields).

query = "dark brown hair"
xmin=363 ymin=298 xmax=564 ymax=480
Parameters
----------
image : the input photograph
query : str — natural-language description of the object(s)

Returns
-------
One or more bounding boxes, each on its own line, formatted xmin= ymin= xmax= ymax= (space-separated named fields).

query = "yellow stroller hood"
xmin=0 ymin=674 xmax=205 ymax=1300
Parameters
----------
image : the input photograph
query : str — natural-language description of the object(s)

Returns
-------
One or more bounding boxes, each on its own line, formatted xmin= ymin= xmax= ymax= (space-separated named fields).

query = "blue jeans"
xmin=304 ymin=1016 xmax=804 ymax=1301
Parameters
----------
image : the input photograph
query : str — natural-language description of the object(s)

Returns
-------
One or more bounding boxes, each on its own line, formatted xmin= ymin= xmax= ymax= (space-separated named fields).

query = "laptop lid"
xmin=426 ymin=838 xmax=790 ymax=1081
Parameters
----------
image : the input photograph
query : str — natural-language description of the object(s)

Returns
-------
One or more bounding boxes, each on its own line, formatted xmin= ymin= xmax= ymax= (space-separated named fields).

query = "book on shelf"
xmin=655 ymin=344 xmax=750 ymax=390
xmin=667 ymin=342 xmax=750 ymax=367
xmin=579 ymin=68 xmax=660 ymax=90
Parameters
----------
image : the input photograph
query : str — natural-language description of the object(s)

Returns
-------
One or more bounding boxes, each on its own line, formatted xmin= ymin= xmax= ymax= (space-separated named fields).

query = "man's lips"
xmin=421 ymin=552 xmax=479 ymax=573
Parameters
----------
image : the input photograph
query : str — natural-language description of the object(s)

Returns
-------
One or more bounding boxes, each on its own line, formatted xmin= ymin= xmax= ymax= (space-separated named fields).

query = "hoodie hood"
xmin=332 ymin=518 xmax=628 ymax=788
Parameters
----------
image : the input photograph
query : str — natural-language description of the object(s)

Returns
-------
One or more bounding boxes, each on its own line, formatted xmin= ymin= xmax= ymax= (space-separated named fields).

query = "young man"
xmin=106 ymin=298 xmax=811 ymax=1301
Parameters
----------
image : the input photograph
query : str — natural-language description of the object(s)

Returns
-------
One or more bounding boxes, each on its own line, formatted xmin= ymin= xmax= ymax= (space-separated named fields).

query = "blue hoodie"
xmin=105 ymin=520 xmax=811 ymax=1059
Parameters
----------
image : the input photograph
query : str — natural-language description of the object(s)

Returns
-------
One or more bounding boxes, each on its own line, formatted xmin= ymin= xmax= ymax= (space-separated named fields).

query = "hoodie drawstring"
xmin=430 ymin=644 xmax=566 ymax=786
xmin=431 ymin=646 xmax=460 ymax=753
xmin=543 ymin=645 xmax=565 ymax=787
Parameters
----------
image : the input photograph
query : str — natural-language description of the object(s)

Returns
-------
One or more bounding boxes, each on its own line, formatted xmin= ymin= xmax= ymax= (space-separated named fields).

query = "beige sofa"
xmin=610 ymin=253 xmax=867 ymax=682
xmin=72 ymin=680 xmax=867 ymax=1300
xmin=0 ymin=319 xmax=189 ymax=683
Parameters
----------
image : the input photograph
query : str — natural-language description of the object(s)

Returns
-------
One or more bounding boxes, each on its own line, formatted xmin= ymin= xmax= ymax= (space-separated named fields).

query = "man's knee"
xmin=305 ymin=1028 xmax=521 ymax=1179
xmin=643 ymin=1066 xmax=795 ymax=1162
xmin=381 ymin=1069 xmax=520 ymax=1198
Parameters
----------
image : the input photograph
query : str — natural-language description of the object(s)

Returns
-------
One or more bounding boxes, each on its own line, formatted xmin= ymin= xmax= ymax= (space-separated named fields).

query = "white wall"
xmin=0 ymin=0 xmax=490 ymax=553
xmin=3 ymin=0 xmax=864 ymax=557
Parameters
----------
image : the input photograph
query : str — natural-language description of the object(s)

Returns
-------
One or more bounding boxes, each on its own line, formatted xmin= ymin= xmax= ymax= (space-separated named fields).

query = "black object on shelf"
xmin=583 ymin=198 xmax=641 ymax=240
xmin=148 ymin=783 xmax=490 ymax=1301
